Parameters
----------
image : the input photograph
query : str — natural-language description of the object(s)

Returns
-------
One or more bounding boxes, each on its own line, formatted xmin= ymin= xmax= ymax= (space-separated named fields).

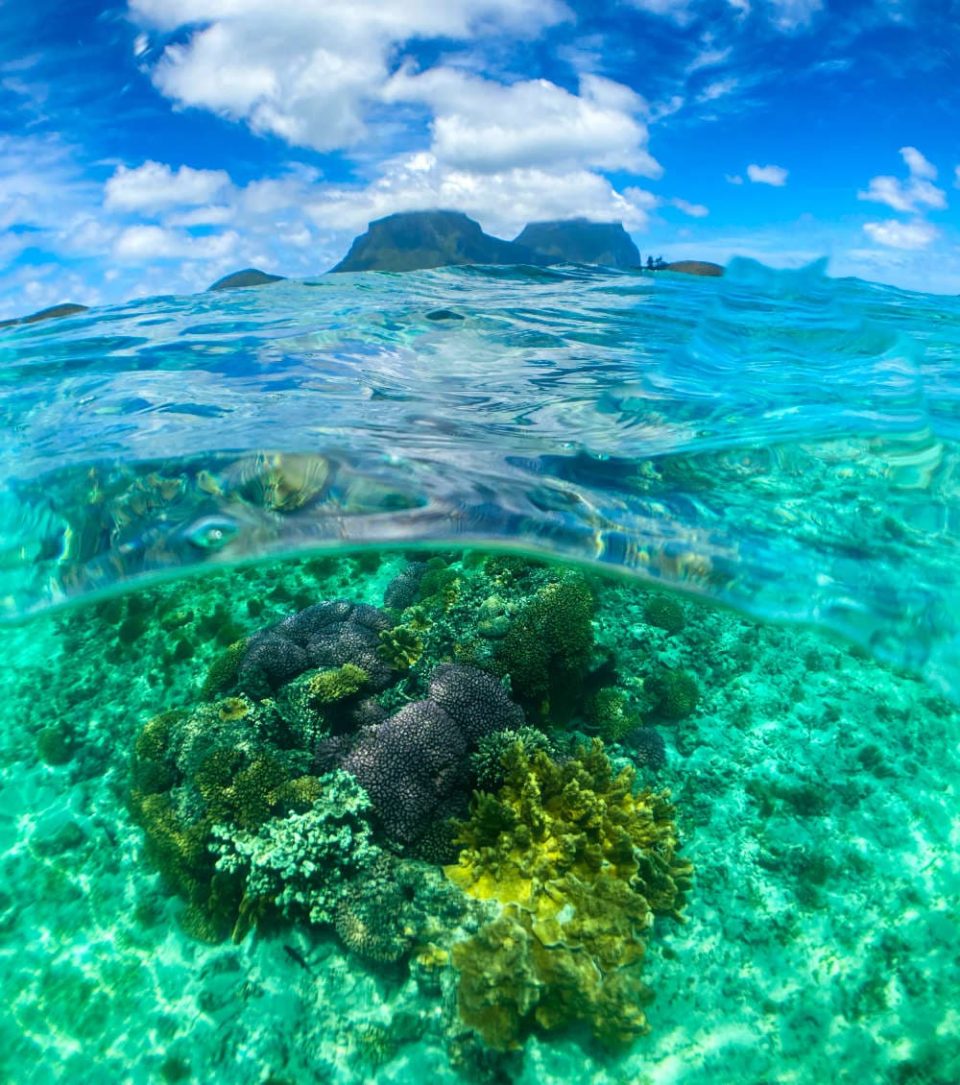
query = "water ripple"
xmin=2 ymin=258 xmax=960 ymax=694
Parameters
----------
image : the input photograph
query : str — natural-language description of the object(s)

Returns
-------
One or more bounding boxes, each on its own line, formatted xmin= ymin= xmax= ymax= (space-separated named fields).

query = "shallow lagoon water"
xmin=0 ymin=261 xmax=958 ymax=1083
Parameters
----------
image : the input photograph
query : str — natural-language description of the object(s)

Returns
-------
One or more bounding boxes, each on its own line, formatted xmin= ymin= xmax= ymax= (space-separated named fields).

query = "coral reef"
xmin=238 ymin=600 xmax=395 ymax=698
xmin=471 ymin=727 xmax=552 ymax=791
xmin=642 ymin=594 xmax=686 ymax=635
xmin=338 ymin=665 xmax=523 ymax=848
xmin=625 ymin=726 xmax=667 ymax=771
xmin=493 ymin=572 xmax=596 ymax=722
xmin=334 ymin=854 xmax=468 ymax=963
xmin=211 ymin=770 xmax=379 ymax=934
xmin=445 ymin=738 xmax=692 ymax=1050
xmin=582 ymin=686 xmax=641 ymax=743
xmin=128 ymin=696 xmax=326 ymax=940
xmin=646 ymin=668 xmax=700 ymax=720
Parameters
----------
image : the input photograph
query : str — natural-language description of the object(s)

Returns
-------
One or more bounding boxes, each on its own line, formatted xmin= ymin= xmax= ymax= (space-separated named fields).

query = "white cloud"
xmin=747 ymin=163 xmax=788 ymax=186
xmin=113 ymin=224 xmax=240 ymax=260
xmin=105 ymin=161 xmax=232 ymax=213
xmin=900 ymin=145 xmax=937 ymax=180
xmin=130 ymin=0 xmax=569 ymax=152
xmin=698 ymin=77 xmax=739 ymax=102
xmin=670 ymin=197 xmax=709 ymax=217
xmin=385 ymin=67 xmax=660 ymax=177
xmin=304 ymin=151 xmax=656 ymax=239
xmin=725 ymin=173 xmax=744 ymax=185
xmin=858 ymin=146 xmax=946 ymax=213
xmin=686 ymin=45 xmax=732 ymax=73
xmin=625 ymin=0 xmax=693 ymax=22
xmin=767 ymin=0 xmax=823 ymax=29
xmin=862 ymin=219 xmax=939 ymax=250
xmin=955 ymin=165 xmax=960 ymax=188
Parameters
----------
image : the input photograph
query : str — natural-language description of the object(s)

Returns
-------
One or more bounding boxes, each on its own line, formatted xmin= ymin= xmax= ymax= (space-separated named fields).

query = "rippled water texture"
xmin=3 ymin=258 xmax=960 ymax=692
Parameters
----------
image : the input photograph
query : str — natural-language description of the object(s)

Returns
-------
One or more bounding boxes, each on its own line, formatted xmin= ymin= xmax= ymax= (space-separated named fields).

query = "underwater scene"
xmin=1 ymin=261 xmax=959 ymax=1085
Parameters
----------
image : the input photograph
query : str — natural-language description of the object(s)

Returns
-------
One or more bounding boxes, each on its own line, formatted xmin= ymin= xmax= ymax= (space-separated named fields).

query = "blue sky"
xmin=1 ymin=0 xmax=958 ymax=317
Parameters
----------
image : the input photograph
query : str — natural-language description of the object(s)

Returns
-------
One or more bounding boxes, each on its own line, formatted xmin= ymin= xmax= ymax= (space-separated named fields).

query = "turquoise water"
xmin=0 ymin=260 xmax=958 ymax=1083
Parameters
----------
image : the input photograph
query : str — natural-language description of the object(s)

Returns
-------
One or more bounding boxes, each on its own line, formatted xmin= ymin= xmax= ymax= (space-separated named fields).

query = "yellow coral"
xmin=218 ymin=696 xmax=252 ymax=721
xmin=303 ymin=663 xmax=369 ymax=705
xmin=445 ymin=739 xmax=692 ymax=1050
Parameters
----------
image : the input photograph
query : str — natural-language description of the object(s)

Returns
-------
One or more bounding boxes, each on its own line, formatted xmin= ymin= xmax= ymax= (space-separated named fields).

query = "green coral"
xmin=647 ymin=669 xmax=700 ymax=720
xmin=642 ymin=594 xmax=685 ymax=635
xmin=494 ymin=572 xmax=596 ymax=722
xmin=471 ymin=726 xmax=552 ymax=791
xmin=211 ymin=770 xmax=379 ymax=934
xmin=378 ymin=624 xmax=424 ymax=670
xmin=445 ymin=738 xmax=692 ymax=1050
xmin=302 ymin=663 xmax=369 ymax=705
xmin=583 ymin=686 xmax=641 ymax=743
xmin=128 ymin=697 xmax=332 ymax=940
xmin=335 ymin=853 xmax=466 ymax=963
xmin=200 ymin=639 xmax=247 ymax=699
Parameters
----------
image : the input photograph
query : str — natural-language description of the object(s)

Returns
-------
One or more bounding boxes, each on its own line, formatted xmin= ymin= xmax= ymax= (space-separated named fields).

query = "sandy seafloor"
xmin=0 ymin=549 xmax=957 ymax=1085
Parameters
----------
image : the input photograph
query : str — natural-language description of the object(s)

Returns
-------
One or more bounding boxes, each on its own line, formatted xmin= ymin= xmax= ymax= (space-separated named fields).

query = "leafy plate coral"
xmin=445 ymin=738 xmax=693 ymax=1050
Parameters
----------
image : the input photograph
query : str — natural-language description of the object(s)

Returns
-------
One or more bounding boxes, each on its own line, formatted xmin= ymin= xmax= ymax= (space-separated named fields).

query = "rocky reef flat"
xmin=0 ymin=548 xmax=956 ymax=1084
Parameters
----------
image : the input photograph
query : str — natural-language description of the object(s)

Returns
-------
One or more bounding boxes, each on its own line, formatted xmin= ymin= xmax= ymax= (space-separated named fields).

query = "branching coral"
xmin=445 ymin=738 xmax=692 ymax=1050
xmin=211 ymin=770 xmax=379 ymax=934
xmin=128 ymin=697 xmax=330 ymax=939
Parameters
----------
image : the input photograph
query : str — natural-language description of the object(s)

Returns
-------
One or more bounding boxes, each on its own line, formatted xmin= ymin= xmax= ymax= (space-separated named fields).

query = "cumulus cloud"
xmin=304 ymin=151 xmax=656 ymax=239
xmin=104 ymin=160 xmax=232 ymax=212
xmin=858 ymin=146 xmax=946 ymax=213
xmin=725 ymin=173 xmax=744 ymax=185
xmin=385 ymin=67 xmax=660 ymax=177
xmin=130 ymin=0 xmax=569 ymax=152
xmin=862 ymin=219 xmax=938 ymax=250
xmin=113 ymin=224 xmax=240 ymax=260
xmin=747 ymin=163 xmax=788 ymax=186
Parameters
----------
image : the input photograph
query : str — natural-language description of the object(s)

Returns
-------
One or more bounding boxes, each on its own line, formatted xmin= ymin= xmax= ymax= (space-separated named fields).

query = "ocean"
xmin=0 ymin=258 xmax=957 ymax=1084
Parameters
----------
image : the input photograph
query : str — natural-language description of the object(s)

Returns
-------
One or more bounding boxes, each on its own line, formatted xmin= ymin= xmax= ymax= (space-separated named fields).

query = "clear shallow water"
xmin=3 ymin=258 xmax=960 ymax=693
xmin=1 ymin=261 xmax=959 ymax=1085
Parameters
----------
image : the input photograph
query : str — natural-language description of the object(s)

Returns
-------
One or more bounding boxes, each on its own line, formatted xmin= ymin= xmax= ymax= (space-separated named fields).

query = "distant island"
xmin=208 ymin=268 xmax=285 ymax=291
xmin=513 ymin=219 xmax=640 ymax=268
xmin=0 ymin=211 xmax=724 ymax=326
xmin=0 ymin=302 xmax=89 ymax=329
xmin=330 ymin=210 xmax=549 ymax=273
xmin=331 ymin=211 xmax=643 ymax=273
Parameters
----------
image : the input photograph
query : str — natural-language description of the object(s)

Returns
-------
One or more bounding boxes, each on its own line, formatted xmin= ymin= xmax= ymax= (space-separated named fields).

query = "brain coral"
xmin=338 ymin=664 xmax=523 ymax=847
xmin=238 ymin=599 xmax=394 ymax=698
xmin=445 ymin=738 xmax=693 ymax=1050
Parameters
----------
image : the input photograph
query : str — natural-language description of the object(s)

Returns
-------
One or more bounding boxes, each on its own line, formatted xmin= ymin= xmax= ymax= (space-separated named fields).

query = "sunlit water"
xmin=0 ymin=260 xmax=958 ymax=1084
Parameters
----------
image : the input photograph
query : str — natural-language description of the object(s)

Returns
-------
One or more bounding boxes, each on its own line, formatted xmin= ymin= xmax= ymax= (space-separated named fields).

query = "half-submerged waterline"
xmin=0 ymin=546 xmax=957 ymax=1084
xmin=3 ymin=259 xmax=960 ymax=696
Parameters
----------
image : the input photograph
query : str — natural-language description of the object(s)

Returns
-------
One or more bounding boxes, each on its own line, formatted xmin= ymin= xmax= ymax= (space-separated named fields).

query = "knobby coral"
xmin=338 ymin=664 xmax=524 ymax=849
xmin=238 ymin=600 xmax=395 ymax=698
xmin=493 ymin=572 xmax=596 ymax=722
xmin=445 ymin=738 xmax=693 ymax=1050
